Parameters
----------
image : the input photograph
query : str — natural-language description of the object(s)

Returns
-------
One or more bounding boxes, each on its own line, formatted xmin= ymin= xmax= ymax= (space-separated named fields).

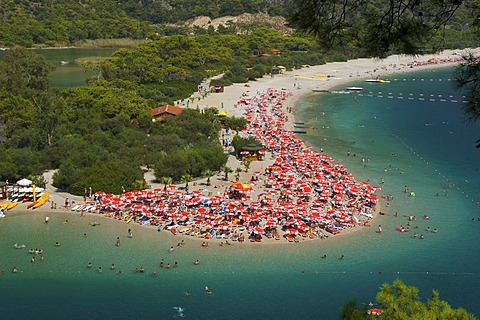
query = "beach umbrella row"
xmin=87 ymin=88 xmax=380 ymax=240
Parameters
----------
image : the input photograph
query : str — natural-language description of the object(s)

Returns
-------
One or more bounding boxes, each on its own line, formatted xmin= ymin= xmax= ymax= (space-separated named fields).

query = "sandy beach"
xmin=192 ymin=49 xmax=476 ymax=118
xmin=4 ymin=48 xmax=478 ymax=243
xmin=3 ymin=49 xmax=480 ymax=320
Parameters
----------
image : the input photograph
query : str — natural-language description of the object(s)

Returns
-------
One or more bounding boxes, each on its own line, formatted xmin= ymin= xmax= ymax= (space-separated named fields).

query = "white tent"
xmin=16 ymin=178 xmax=32 ymax=186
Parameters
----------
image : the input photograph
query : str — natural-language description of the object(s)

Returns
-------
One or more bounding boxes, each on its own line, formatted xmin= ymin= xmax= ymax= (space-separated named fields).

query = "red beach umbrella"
xmin=265 ymin=219 xmax=277 ymax=227
xmin=286 ymin=228 xmax=298 ymax=235
xmin=253 ymin=227 xmax=263 ymax=234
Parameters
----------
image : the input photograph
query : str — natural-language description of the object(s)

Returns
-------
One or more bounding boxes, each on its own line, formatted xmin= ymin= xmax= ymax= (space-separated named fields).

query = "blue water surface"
xmin=1 ymin=67 xmax=480 ymax=319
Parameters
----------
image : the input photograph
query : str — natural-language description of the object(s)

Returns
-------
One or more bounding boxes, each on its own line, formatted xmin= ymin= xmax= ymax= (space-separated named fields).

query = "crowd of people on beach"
xmin=68 ymin=88 xmax=381 ymax=243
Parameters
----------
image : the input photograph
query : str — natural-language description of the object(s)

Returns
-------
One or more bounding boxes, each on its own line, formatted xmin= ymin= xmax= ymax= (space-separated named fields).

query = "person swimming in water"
xmin=173 ymin=307 xmax=185 ymax=318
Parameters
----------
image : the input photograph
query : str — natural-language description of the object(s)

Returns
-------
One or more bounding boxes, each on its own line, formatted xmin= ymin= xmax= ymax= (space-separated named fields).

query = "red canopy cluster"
xmin=86 ymin=88 xmax=380 ymax=242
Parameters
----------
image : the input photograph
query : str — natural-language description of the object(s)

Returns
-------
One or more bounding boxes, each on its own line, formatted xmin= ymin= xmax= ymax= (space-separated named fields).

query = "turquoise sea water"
xmin=1 ymin=67 xmax=480 ymax=319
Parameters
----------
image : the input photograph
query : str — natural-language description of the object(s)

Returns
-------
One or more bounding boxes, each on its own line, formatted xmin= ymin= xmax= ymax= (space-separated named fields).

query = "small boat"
xmin=27 ymin=201 xmax=37 ymax=209
xmin=13 ymin=243 xmax=26 ymax=249
xmin=126 ymin=215 xmax=135 ymax=224
xmin=293 ymin=130 xmax=307 ymax=134
xmin=60 ymin=60 xmax=69 ymax=65
xmin=365 ymin=79 xmax=390 ymax=83
xmin=32 ymin=191 xmax=50 ymax=209
xmin=7 ymin=201 xmax=18 ymax=210
xmin=346 ymin=87 xmax=364 ymax=91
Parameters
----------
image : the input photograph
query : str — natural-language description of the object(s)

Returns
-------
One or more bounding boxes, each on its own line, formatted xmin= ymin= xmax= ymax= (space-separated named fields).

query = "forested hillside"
xmin=0 ymin=0 xmax=152 ymax=47
xmin=0 ymin=0 xmax=477 ymax=50
xmin=0 ymin=30 xmax=329 ymax=194
xmin=0 ymin=0 xmax=292 ymax=47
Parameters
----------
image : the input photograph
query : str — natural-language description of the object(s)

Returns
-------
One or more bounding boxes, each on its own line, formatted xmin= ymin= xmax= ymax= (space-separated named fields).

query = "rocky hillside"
xmin=183 ymin=13 xmax=293 ymax=34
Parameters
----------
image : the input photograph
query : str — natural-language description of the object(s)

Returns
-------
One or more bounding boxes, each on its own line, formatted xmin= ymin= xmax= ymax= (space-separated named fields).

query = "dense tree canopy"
xmin=2 ymin=30 xmax=321 ymax=193
xmin=1 ymin=12 xmax=479 ymax=193
xmin=93 ymin=29 xmax=328 ymax=105
xmin=340 ymin=279 xmax=475 ymax=319
xmin=0 ymin=0 xmax=295 ymax=47
xmin=0 ymin=0 xmax=152 ymax=47
xmin=1 ymin=0 xmax=478 ymax=51
xmin=288 ymin=0 xmax=478 ymax=57
xmin=0 ymin=46 xmax=231 ymax=193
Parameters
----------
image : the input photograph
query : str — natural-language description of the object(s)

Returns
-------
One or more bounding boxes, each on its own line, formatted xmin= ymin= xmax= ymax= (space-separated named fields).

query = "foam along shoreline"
xmin=8 ymin=50 xmax=475 ymax=242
